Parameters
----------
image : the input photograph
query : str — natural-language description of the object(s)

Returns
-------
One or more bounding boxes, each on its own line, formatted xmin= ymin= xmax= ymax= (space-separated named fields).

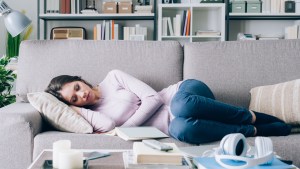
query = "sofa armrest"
xmin=0 ymin=102 xmax=43 ymax=169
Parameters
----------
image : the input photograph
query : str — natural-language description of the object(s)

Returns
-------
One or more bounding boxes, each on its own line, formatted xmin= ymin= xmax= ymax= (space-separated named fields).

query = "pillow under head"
xmin=27 ymin=92 xmax=93 ymax=133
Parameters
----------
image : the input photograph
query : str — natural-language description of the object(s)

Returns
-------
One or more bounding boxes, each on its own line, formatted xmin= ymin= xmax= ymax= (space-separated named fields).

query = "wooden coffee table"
xmin=28 ymin=149 xmax=129 ymax=169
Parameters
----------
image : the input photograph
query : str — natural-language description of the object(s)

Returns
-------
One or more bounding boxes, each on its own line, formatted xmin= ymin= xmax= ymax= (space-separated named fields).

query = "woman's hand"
xmin=70 ymin=105 xmax=81 ymax=114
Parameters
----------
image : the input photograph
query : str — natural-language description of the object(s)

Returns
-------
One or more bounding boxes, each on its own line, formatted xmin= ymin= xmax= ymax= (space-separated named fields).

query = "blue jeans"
xmin=169 ymin=79 xmax=255 ymax=144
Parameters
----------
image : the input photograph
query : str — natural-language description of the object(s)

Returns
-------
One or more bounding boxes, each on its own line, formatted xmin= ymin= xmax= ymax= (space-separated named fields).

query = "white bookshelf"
xmin=37 ymin=0 xmax=157 ymax=40
xmin=158 ymin=3 xmax=225 ymax=43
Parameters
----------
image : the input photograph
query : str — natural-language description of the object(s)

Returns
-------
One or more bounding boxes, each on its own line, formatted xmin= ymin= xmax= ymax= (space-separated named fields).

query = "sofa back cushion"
xmin=17 ymin=40 xmax=183 ymax=102
xmin=184 ymin=40 xmax=300 ymax=108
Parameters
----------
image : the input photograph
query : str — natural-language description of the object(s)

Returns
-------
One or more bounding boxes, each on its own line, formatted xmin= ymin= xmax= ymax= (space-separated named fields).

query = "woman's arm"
xmin=107 ymin=70 xmax=163 ymax=127
xmin=71 ymin=106 xmax=116 ymax=132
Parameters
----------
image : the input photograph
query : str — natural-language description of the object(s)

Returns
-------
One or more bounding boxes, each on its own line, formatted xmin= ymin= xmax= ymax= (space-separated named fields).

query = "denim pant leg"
xmin=169 ymin=117 xmax=255 ymax=144
xmin=171 ymin=79 xmax=253 ymax=125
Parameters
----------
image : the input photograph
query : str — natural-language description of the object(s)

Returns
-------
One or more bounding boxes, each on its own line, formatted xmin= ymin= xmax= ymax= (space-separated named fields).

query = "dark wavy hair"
xmin=45 ymin=75 xmax=93 ymax=105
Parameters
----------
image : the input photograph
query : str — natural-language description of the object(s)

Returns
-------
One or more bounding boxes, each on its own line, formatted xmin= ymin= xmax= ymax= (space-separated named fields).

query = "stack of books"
xmin=122 ymin=142 xmax=189 ymax=169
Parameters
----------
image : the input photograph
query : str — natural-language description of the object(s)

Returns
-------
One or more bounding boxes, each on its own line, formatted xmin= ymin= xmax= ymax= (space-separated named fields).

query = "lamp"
xmin=0 ymin=0 xmax=31 ymax=37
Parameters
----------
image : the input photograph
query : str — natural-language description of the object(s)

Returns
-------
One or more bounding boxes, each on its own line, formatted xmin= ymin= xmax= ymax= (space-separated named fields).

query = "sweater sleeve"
xmin=80 ymin=108 xmax=116 ymax=132
xmin=107 ymin=69 xmax=163 ymax=127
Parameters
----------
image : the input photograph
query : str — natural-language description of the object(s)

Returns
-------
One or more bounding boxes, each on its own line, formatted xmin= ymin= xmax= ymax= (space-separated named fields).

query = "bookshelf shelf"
xmin=37 ymin=0 xmax=157 ymax=40
xmin=229 ymin=13 xmax=300 ymax=20
xmin=161 ymin=36 xmax=191 ymax=38
xmin=158 ymin=3 xmax=225 ymax=43
xmin=39 ymin=13 xmax=155 ymax=20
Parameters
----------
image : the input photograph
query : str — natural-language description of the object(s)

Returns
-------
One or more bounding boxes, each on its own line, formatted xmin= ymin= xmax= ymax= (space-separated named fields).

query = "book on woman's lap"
xmin=105 ymin=127 xmax=169 ymax=141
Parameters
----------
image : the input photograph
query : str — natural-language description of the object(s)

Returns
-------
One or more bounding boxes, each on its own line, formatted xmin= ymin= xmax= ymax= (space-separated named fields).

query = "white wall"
xmin=0 ymin=0 xmax=37 ymax=56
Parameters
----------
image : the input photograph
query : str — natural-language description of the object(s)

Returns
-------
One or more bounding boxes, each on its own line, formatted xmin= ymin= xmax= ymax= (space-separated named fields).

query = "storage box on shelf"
xmin=37 ymin=0 xmax=156 ymax=40
xmin=158 ymin=3 xmax=225 ymax=43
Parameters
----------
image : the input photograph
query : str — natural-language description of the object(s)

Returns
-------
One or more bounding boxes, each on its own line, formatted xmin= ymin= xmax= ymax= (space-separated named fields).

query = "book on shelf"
xmin=123 ymin=151 xmax=189 ymax=169
xmin=124 ymin=25 xmax=147 ymax=41
xmin=111 ymin=20 xmax=115 ymax=40
xmin=93 ymin=20 xmax=121 ymax=40
xmin=285 ymin=25 xmax=298 ymax=39
xmin=174 ymin=14 xmax=181 ymax=36
xmin=133 ymin=142 xmax=183 ymax=165
xmin=181 ymin=10 xmax=191 ymax=36
xmin=185 ymin=10 xmax=191 ymax=36
xmin=257 ymin=34 xmax=283 ymax=40
xmin=46 ymin=0 xmax=81 ymax=14
xmin=195 ymin=30 xmax=221 ymax=37
xmin=107 ymin=127 xmax=168 ymax=141
xmin=96 ymin=24 xmax=102 ymax=40
xmin=134 ymin=5 xmax=152 ymax=13
xmin=193 ymin=156 xmax=294 ymax=169
xmin=162 ymin=17 xmax=168 ymax=36
xmin=167 ymin=17 xmax=174 ymax=36
xmin=182 ymin=10 xmax=187 ymax=36
xmin=46 ymin=0 xmax=59 ymax=13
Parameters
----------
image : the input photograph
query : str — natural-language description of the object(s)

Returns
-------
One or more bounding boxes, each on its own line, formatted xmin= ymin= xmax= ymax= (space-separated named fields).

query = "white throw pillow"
xmin=27 ymin=92 xmax=93 ymax=133
xmin=249 ymin=79 xmax=300 ymax=126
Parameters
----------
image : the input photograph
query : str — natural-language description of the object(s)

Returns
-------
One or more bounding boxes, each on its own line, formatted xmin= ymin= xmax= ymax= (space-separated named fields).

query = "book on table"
xmin=108 ymin=127 xmax=168 ymax=141
xmin=123 ymin=150 xmax=189 ymax=169
xmin=193 ymin=156 xmax=294 ymax=169
xmin=133 ymin=142 xmax=183 ymax=165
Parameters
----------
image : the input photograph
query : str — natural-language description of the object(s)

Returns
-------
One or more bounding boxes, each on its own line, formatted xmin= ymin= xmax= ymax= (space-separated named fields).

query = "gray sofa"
xmin=0 ymin=40 xmax=299 ymax=169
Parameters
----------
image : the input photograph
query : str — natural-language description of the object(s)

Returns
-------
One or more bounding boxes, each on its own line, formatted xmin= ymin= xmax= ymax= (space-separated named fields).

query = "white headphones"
xmin=215 ymin=133 xmax=274 ymax=169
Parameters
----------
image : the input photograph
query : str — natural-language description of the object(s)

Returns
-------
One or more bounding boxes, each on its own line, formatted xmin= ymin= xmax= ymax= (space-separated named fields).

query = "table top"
xmin=28 ymin=149 xmax=129 ymax=169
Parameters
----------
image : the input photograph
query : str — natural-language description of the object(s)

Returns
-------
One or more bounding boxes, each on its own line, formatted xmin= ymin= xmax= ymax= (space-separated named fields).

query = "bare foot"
xmin=249 ymin=110 xmax=256 ymax=124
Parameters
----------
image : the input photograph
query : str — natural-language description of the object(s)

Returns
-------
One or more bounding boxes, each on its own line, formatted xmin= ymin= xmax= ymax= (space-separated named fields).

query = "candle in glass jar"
xmin=59 ymin=149 xmax=83 ymax=169
xmin=53 ymin=140 xmax=71 ymax=168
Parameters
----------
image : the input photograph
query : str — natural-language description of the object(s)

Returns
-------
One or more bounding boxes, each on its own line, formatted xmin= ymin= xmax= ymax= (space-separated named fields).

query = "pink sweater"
xmin=79 ymin=70 xmax=182 ymax=134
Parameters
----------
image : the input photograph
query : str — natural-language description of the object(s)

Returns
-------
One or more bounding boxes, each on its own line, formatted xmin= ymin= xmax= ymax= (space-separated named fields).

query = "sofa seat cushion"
xmin=33 ymin=131 xmax=192 ymax=159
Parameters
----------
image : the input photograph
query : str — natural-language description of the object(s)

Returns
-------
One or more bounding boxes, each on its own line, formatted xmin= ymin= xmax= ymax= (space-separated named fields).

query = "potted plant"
xmin=0 ymin=21 xmax=32 ymax=108
xmin=0 ymin=54 xmax=16 ymax=108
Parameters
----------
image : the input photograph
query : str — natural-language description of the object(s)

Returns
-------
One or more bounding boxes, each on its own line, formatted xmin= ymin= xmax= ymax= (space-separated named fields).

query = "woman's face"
xmin=59 ymin=81 xmax=100 ymax=107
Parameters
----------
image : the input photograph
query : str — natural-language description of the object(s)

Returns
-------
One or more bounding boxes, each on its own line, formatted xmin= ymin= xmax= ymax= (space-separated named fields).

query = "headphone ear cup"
xmin=219 ymin=134 xmax=232 ymax=154
xmin=255 ymin=137 xmax=273 ymax=165
xmin=220 ymin=133 xmax=247 ymax=156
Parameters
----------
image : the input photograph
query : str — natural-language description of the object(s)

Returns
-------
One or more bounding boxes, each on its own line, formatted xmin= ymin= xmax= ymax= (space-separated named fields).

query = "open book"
xmin=105 ymin=127 xmax=169 ymax=141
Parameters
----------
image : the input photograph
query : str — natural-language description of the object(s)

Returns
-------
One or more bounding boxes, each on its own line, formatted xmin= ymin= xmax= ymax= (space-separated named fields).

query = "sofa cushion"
xmin=17 ymin=40 xmax=184 ymax=102
xmin=184 ymin=40 xmax=300 ymax=108
xmin=249 ymin=79 xmax=300 ymax=126
xmin=27 ymin=92 xmax=93 ymax=133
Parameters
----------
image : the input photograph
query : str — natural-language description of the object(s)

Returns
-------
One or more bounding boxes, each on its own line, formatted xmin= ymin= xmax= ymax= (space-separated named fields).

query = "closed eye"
xmin=71 ymin=96 xmax=77 ymax=103
xmin=75 ymin=83 xmax=80 ymax=91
